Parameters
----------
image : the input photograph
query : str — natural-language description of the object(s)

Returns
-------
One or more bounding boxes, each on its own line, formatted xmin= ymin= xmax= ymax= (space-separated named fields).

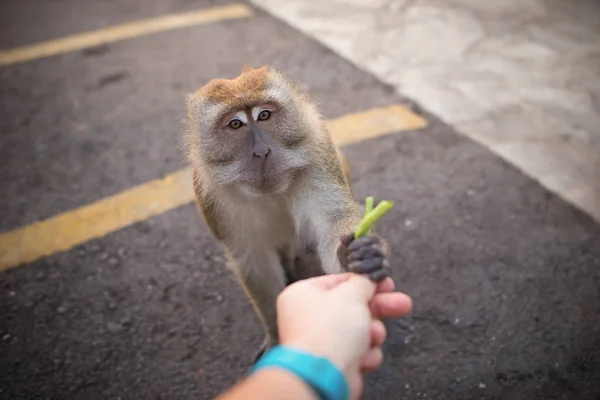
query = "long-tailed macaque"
xmin=184 ymin=65 xmax=390 ymax=359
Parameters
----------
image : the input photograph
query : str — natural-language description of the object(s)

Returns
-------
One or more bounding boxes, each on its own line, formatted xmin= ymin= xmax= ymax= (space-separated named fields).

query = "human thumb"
xmin=333 ymin=274 xmax=377 ymax=302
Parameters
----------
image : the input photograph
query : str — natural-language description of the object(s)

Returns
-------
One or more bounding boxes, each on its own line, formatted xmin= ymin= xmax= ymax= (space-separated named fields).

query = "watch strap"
xmin=250 ymin=345 xmax=350 ymax=400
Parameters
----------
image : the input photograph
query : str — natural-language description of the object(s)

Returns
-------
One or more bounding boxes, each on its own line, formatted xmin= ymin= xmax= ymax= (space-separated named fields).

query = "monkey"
xmin=183 ymin=65 xmax=391 ymax=360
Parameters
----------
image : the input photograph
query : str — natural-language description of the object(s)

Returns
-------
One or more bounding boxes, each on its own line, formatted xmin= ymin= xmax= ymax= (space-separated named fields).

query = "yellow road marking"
xmin=0 ymin=4 xmax=253 ymax=67
xmin=328 ymin=104 xmax=427 ymax=145
xmin=0 ymin=104 xmax=427 ymax=272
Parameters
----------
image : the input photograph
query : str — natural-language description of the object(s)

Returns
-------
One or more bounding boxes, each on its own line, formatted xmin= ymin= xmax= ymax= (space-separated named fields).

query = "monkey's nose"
xmin=253 ymin=144 xmax=271 ymax=158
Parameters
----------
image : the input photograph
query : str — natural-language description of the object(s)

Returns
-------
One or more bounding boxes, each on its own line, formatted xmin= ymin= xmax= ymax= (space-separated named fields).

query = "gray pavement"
xmin=1 ymin=1 xmax=600 ymax=400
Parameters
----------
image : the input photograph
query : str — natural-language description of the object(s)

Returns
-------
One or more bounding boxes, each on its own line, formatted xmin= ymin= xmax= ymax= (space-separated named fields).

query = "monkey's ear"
xmin=242 ymin=64 xmax=254 ymax=73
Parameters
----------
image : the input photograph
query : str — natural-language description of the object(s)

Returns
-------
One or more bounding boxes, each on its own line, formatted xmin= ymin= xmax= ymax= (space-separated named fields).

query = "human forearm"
xmin=215 ymin=368 xmax=318 ymax=400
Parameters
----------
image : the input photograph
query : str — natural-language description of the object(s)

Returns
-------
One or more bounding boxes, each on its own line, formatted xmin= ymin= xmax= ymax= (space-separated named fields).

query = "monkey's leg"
xmin=290 ymin=244 xmax=325 ymax=282
xmin=278 ymin=246 xmax=300 ymax=285
xmin=278 ymin=243 xmax=325 ymax=285
xmin=230 ymin=250 xmax=287 ymax=363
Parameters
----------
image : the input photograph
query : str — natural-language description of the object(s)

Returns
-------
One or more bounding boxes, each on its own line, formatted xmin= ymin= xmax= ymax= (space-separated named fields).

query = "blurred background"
xmin=1 ymin=1 xmax=599 ymax=399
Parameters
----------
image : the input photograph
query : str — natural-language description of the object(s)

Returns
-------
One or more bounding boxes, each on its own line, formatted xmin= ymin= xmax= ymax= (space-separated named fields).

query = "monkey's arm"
xmin=310 ymin=196 xmax=390 ymax=281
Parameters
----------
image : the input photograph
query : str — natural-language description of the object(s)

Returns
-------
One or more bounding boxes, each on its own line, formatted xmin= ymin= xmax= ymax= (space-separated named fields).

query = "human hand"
xmin=276 ymin=273 xmax=412 ymax=399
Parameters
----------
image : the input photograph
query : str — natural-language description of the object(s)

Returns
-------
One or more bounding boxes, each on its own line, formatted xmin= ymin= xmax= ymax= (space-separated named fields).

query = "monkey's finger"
xmin=354 ymin=259 xmax=391 ymax=283
xmin=347 ymin=235 xmax=378 ymax=251
xmin=370 ymin=319 xmax=387 ymax=347
xmin=359 ymin=347 xmax=384 ymax=374
xmin=347 ymin=243 xmax=384 ymax=262
xmin=369 ymin=292 xmax=413 ymax=319
xmin=382 ymin=258 xmax=390 ymax=270
xmin=339 ymin=232 xmax=355 ymax=247
xmin=336 ymin=233 xmax=355 ymax=269
xmin=367 ymin=268 xmax=388 ymax=283
xmin=380 ymin=239 xmax=391 ymax=257
xmin=348 ymin=257 xmax=383 ymax=274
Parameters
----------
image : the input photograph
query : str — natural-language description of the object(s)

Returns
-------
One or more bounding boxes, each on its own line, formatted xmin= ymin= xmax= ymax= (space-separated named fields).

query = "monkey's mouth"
xmin=256 ymin=173 xmax=285 ymax=191
xmin=248 ymin=170 xmax=292 ymax=194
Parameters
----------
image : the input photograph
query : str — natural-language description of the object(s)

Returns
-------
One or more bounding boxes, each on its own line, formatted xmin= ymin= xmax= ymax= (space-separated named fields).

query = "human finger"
xmin=335 ymin=273 xmax=377 ymax=302
xmin=375 ymin=277 xmax=395 ymax=294
xmin=370 ymin=319 xmax=387 ymax=347
xmin=369 ymin=292 xmax=413 ymax=319
xmin=306 ymin=273 xmax=352 ymax=290
xmin=359 ymin=347 xmax=384 ymax=374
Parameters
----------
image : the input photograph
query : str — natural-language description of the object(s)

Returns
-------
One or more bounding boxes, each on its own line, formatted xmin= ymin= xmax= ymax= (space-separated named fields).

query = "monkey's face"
xmin=211 ymin=102 xmax=308 ymax=196
xmin=187 ymin=66 xmax=317 ymax=197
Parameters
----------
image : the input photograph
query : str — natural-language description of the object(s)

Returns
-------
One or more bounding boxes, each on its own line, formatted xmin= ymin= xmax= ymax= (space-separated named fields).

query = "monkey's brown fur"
xmin=184 ymin=65 xmax=386 ymax=355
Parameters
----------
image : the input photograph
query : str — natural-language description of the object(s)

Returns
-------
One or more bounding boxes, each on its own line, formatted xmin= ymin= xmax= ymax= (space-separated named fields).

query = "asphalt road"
xmin=1 ymin=1 xmax=600 ymax=399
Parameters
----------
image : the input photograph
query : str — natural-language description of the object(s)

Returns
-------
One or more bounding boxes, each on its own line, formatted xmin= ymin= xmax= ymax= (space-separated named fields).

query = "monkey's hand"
xmin=336 ymin=233 xmax=390 ymax=282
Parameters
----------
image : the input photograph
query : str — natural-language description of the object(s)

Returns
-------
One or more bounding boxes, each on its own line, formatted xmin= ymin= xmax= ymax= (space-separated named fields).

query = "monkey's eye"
xmin=228 ymin=119 xmax=243 ymax=129
xmin=257 ymin=110 xmax=271 ymax=121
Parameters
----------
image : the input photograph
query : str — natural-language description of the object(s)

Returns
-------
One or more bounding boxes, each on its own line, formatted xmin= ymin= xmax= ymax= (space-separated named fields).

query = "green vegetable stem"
xmin=354 ymin=197 xmax=394 ymax=239
xmin=365 ymin=197 xmax=374 ymax=219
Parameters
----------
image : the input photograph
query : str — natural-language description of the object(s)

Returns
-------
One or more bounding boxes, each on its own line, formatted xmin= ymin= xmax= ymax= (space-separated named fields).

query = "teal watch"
xmin=250 ymin=345 xmax=350 ymax=400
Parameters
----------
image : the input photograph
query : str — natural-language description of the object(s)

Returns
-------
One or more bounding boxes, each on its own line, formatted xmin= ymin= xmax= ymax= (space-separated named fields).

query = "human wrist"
xmin=216 ymin=368 xmax=318 ymax=400
xmin=252 ymin=368 xmax=320 ymax=399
